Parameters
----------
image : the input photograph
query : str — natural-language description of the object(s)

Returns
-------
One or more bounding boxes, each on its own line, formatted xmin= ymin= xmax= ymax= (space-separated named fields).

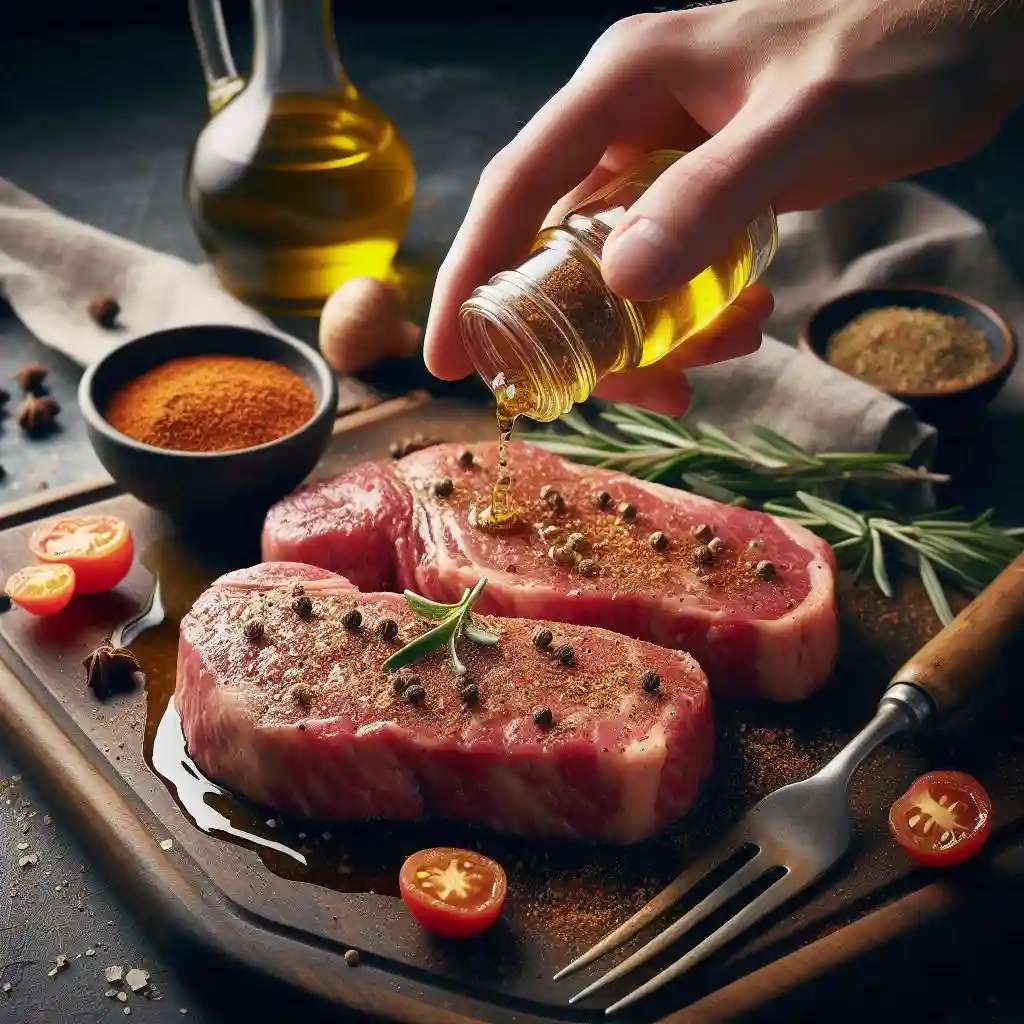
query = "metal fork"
xmin=555 ymin=551 xmax=1024 ymax=1015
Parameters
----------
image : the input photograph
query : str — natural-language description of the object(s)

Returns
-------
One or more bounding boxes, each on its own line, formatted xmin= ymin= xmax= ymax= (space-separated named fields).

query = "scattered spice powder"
xmin=104 ymin=355 xmax=316 ymax=453
xmin=826 ymin=306 xmax=995 ymax=392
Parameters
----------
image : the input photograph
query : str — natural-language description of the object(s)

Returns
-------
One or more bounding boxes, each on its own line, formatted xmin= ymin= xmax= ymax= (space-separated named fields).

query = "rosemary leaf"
xmin=464 ymin=622 xmax=500 ymax=646
xmin=448 ymin=627 xmax=467 ymax=677
xmin=796 ymin=492 xmax=868 ymax=538
xmin=918 ymin=552 xmax=955 ymax=626
xmin=403 ymin=592 xmax=458 ymax=621
xmin=382 ymin=616 xmax=459 ymax=674
xmin=747 ymin=424 xmax=823 ymax=466
xmin=869 ymin=526 xmax=894 ymax=598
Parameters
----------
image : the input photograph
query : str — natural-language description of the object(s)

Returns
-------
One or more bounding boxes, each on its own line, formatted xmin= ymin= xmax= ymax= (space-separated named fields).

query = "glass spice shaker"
xmin=458 ymin=150 xmax=778 ymax=422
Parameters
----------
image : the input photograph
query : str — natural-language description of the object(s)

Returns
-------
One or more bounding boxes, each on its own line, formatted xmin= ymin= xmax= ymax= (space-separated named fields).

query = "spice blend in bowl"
xmin=79 ymin=324 xmax=338 ymax=522
xmin=105 ymin=354 xmax=316 ymax=453
xmin=798 ymin=286 xmax=1016 ymax=420
xmin=825 ymin=306 xmax=994 ymax=393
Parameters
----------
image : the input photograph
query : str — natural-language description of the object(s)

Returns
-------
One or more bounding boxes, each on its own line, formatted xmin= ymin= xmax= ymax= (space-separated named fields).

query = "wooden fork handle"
xmin=889 ymin=551 xmax=1024 ymax=721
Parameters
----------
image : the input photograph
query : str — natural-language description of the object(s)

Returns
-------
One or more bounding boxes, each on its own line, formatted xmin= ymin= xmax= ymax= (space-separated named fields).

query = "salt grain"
xmin=105 ymin=965 xmax=125 ymax=984
xmin=159 ymin=839 xmax=173 ymax=851
xmin=125 ymin=968 xmax=150 ymax=993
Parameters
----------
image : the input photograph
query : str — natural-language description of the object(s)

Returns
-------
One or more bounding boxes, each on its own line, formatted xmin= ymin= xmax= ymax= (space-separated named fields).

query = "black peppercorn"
xmin=539 ymin=484 xmax=556 ymax=500
xmin=291 ymin=583 xmax=306 ymax=597
xmin=405 ymin=684 xmax=426 ymax=706
xmin=458 ymin=450 xmax=475 ymax=467
xmin=618 ymin=502 xmax=636 ymax=522
xmin=0 ymin=594 xmax=11 ymax=614
xmin=756 ymin=560 xmax=777 ymax=580
xmin=376 ymin=618 xmax=399 ymax=641
xmin=342 ymin=608 xmax=362 ymax=631
xmin=642 ymin=670 xmax=661 ymax=694
xmin=532 ymin=627 xmax=553 ymax=650
xmin=548 ymin=492 xmax=565 ymax=513
xmin=292 ymin=595 xmax=314 ymax=618
xmin=555 ymin=644 xmax=574 ymax=667
xmin=595 ymin=490 xmax=612 ymax=509
xmin=693 ymin=544 xmax=713 ymax=566
xmin=693 ymin=523 xmax=713 ymax=543
xmin=433 ymin=477 xmax=454 ymax=498
xmin=88 ymin=295 xmax=121 ymax=329
xmin=649 ymin=531 xmax=668 ymax=551
xmin=708 ymin=537 xmax=727 ymax=555
xmin=393 ymin=674 xmax=418 ymax=697
xmin=460 ymin=682 xmax=479 ymax=704
xmin=577 ymin=559 xmax=600 ymax=577
xmin=243 ymin=618 xmax=264 ymax=641
xmin=532 ymin=706 xmax=554 ymax=728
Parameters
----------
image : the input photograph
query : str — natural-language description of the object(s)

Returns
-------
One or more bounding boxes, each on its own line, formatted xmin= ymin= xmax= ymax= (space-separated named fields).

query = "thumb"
xmin=601 ymin=108 xmax=798 ymax=301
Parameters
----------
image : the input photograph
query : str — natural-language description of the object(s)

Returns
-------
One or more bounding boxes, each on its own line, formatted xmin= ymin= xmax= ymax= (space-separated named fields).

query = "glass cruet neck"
xmin=251 ymin=0 xmax=348 ymax=96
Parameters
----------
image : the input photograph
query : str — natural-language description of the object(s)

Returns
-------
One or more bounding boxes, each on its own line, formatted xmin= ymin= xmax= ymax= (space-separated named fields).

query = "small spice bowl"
xmin=797 ymin=286 xmax=1017 ymax=423
xmin=79 ymin=325 xmax=338 ymax=523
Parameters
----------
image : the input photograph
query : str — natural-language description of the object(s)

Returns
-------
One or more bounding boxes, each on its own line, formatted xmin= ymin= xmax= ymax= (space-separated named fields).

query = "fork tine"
xmin=603 ymin=869 xmax=799 ymax=1016
xmin=552 ymin=827 xmax=748 ymax=982
xmin=567 ymin=849 xmax=767 ymax=1005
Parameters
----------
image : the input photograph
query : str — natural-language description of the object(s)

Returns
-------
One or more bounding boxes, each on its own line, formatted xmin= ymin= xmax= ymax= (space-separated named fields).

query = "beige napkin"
xmin=0 ymin=178 xmax=296 ymax=364
xmin=2 ymin=177 xmax=1021 ymax=467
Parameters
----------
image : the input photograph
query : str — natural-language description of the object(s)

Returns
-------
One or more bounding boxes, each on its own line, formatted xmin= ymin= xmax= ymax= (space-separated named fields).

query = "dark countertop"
xmin=1 ymin=16 xmax=1024 ymax=1024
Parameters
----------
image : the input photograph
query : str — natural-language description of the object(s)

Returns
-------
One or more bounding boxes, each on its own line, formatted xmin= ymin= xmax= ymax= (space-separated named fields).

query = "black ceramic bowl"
xmin=798 ymin=286 xmax=1017 ymax=423
xmin=80 ymin=325 xmax=338 ymax=524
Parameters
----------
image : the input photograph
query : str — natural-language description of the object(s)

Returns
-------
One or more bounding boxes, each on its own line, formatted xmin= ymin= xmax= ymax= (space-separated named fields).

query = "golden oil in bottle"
xmin=458 ymin=150 xmax=776 ymax=423
xmin=187 ymin=89 xmax=414 ymax=317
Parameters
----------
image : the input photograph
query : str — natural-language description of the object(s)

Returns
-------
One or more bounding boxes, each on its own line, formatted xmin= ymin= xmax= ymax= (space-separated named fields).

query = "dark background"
xmin=1 ymin=2 xmax=1024 ymax=1023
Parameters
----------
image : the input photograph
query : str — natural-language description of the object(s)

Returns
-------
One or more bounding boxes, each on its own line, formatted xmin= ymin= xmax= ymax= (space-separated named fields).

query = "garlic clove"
xmin=318 ymin=277 xmax=422 ymax=374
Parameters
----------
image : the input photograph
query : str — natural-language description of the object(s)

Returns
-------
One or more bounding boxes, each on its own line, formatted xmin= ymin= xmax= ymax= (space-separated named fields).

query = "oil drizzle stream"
xmin=473 ymin=375 xmax=520 ymax=530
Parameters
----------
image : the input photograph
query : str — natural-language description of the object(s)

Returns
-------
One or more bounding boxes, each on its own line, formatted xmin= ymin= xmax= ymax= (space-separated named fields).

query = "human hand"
xmin=424 ymin=0 xmax=1023 ymax=414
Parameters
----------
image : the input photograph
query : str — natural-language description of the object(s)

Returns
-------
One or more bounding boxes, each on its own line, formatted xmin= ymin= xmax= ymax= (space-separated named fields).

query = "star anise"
xmin=83 ymin=643 xmax=142 ymax=701
xmin=17 ymin=395 xmax=60 ymax=438
xmin=12 ymin=362 xmax=47 ymax=395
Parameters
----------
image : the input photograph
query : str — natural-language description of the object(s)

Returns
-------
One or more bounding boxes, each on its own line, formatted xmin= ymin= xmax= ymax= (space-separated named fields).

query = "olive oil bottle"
xmin=186 ymin=0 xmax=415 ymax=316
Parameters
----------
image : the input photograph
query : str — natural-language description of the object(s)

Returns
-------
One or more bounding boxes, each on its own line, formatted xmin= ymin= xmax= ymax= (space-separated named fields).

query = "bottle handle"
xmin=188 ymin=0 xmax=246 ymax=113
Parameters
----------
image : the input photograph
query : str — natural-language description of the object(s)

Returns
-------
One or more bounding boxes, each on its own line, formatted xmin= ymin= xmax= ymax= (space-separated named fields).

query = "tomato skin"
xmin=399 ymin=847 xmax=507 ymax=939
xmin=29 ymin=515 xmax=134 ymax=594
xmin=889 ymin=770 xmax=993 ymax=868
xmin=6 ymin=563 xmax=77 ymax=616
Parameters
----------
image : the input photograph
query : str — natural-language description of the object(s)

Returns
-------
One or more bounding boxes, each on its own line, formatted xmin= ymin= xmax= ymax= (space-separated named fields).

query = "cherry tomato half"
xmin=399 ymin=847 xmax=507 ymax=939
xmin=5 ymin=563 xmax=76 ymax=616
xmin=29 ymin=515 xmax=133 ymax=595
xmin=889 ymin=770 xmax=993 ymax=868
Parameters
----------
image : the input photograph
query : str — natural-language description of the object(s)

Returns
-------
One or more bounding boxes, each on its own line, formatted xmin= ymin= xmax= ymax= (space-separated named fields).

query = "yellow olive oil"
xmin=187 ymin=91 xmax=415 ymax=317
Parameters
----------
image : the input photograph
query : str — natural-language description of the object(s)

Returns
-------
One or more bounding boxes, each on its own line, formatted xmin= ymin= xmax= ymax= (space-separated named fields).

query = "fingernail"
xmin=604 ymin=217 xmax=678 ymax=294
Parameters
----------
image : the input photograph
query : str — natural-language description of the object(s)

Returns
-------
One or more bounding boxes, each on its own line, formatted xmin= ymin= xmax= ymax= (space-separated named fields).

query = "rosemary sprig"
xmin=764 ymin=493 xmax=1024 ymax=625
xmin=529 ymin=404 xmax=948 ymax=503
xmin=382 ymin=578 xmax=499 ymax=675
xmin=529 ymin=402 xmax=1022 ymax=625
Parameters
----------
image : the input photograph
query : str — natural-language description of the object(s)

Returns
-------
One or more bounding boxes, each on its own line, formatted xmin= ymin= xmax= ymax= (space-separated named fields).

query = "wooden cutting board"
xmin=1 ymin=393 xmax=1023 ymax=1024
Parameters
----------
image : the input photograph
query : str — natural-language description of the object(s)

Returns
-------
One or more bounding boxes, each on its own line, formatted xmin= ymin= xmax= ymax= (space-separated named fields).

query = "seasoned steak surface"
xmin=176 ymin=562 xmax=714 ymax=843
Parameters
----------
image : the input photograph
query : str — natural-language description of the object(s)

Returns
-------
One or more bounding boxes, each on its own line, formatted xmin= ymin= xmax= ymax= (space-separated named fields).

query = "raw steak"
xmin=176 ymin=562 xmax=714 ymax=842
xmin=262 ymin=442 xmax=839 ymax=701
